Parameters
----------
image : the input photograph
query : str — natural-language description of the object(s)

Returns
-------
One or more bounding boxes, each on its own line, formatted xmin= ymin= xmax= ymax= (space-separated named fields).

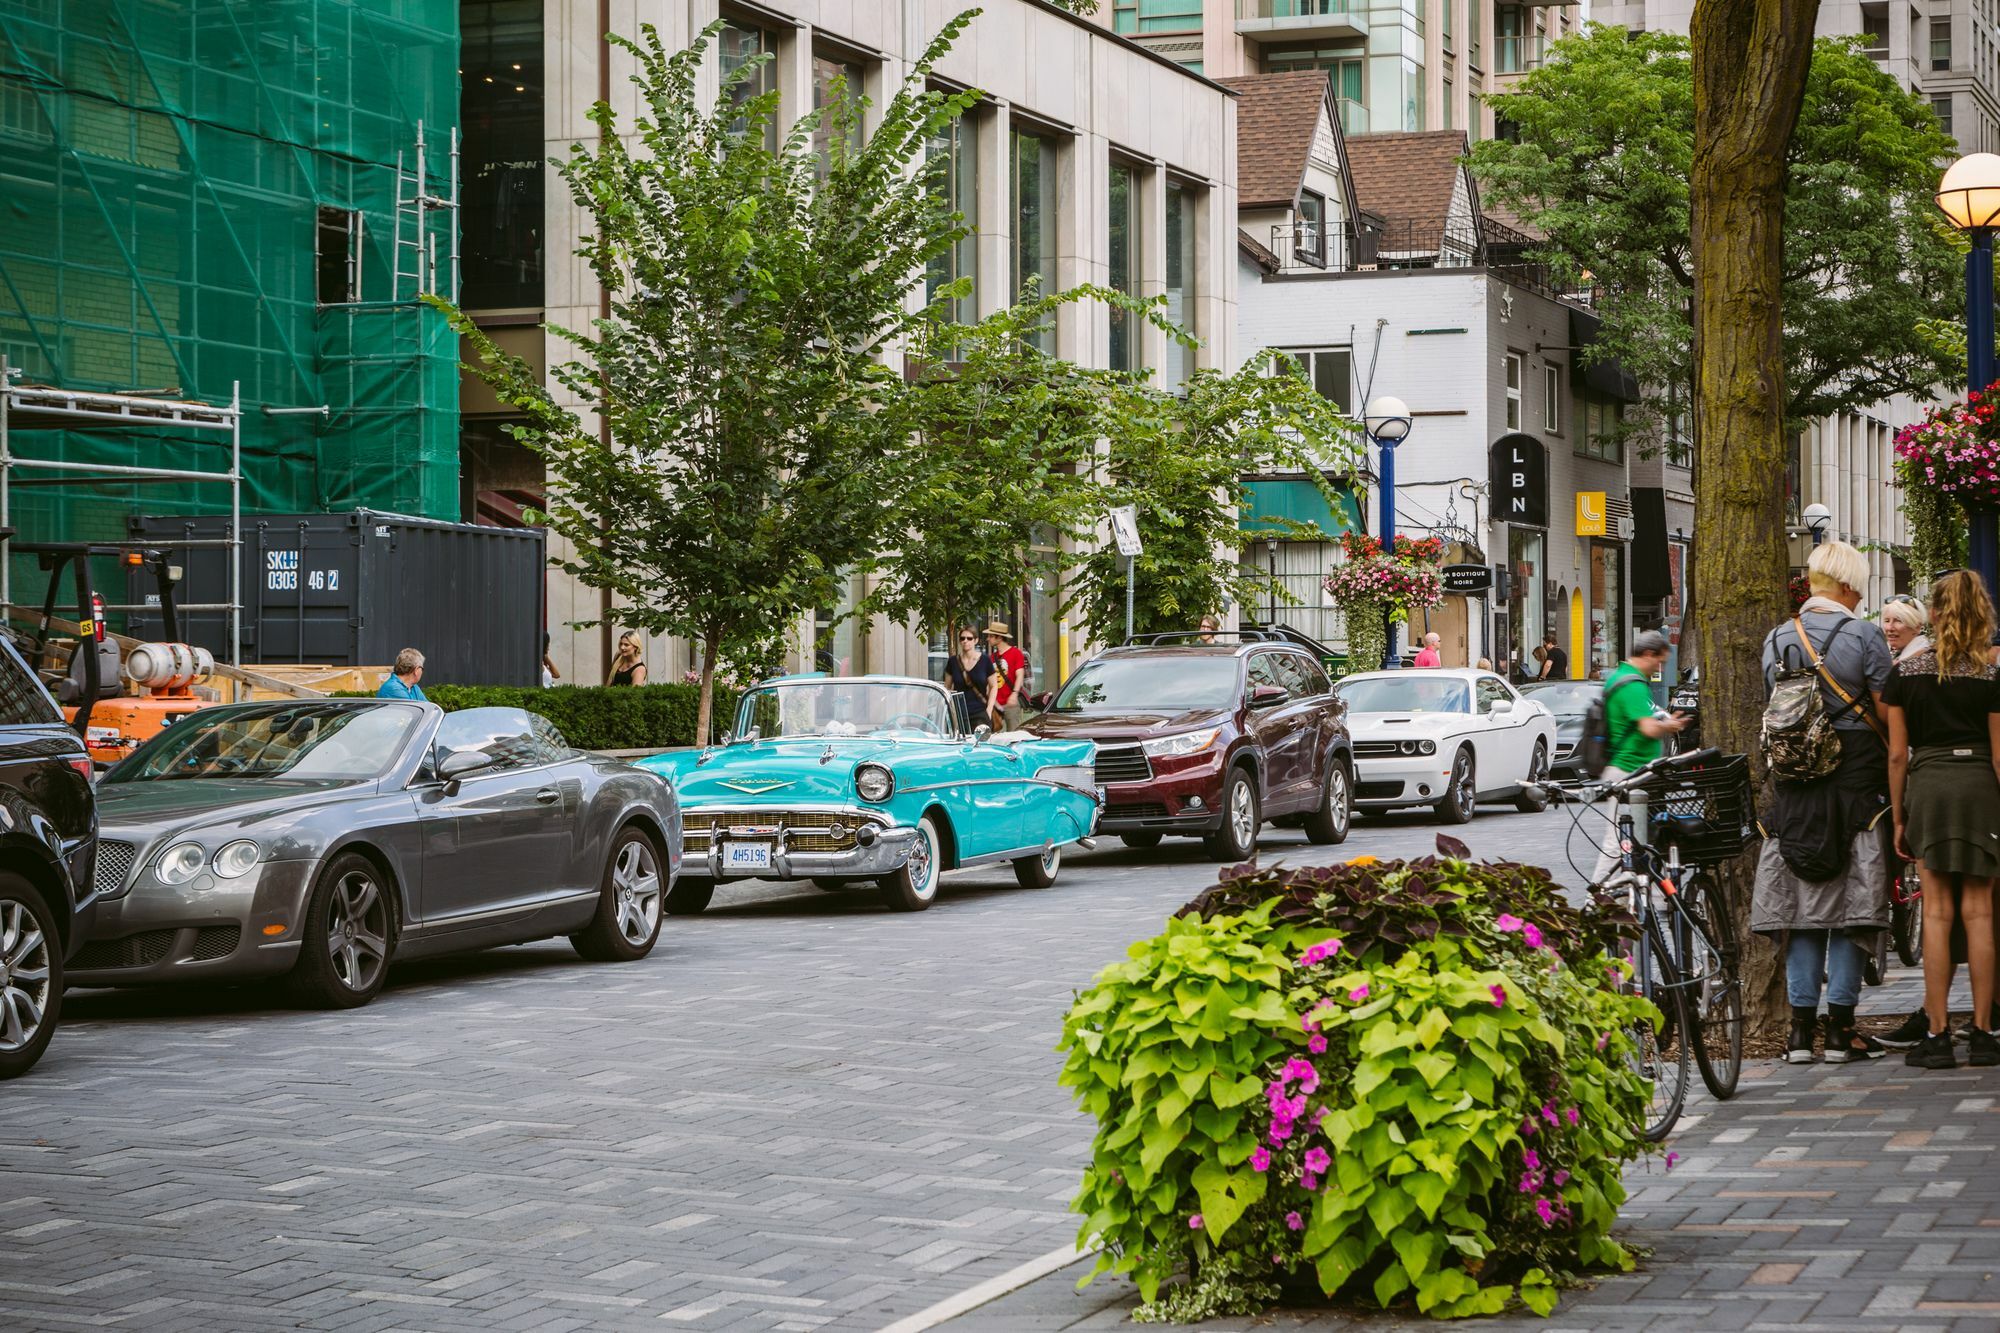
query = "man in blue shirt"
xmin=377 ymin=647 xmax=428 ymax=701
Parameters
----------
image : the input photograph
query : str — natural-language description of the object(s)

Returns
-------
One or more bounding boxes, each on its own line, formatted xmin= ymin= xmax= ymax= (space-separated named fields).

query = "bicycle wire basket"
xmin=1634 ymin=754 xmax=1756 ymax=867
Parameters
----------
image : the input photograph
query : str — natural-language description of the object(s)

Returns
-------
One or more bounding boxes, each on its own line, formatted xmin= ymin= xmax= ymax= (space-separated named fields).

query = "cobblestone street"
xmin=4 ymin=807 xmax=1994 ymax=1331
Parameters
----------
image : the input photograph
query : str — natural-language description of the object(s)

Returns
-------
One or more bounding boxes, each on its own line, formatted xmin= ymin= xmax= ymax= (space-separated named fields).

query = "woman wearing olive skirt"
xmin=1885 ymin=569 xmax=2000 ymax=1070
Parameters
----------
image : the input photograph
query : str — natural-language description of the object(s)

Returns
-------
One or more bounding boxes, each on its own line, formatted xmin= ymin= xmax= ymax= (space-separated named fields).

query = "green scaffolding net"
xmin=0 ymin=0 xmax=461 ymax=601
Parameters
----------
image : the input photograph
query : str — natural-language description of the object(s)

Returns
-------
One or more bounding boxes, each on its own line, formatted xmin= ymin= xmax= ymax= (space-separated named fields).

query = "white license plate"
xmin=722 ymin=841 xmax=773 ymax=872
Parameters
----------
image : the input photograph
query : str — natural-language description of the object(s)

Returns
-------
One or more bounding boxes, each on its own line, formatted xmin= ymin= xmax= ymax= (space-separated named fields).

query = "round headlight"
xmin=212 ymin=840 xmax=261 ymax=879
xmin=1399 ymin=740 xmax=1418 ymax=756
xmin=1419 ymin=739 xmax=1438 ymax=755
xmin=855 ymin=763 xmax=895 ymax=803
xmin=155 ymin=841 xmax=207 ymax=885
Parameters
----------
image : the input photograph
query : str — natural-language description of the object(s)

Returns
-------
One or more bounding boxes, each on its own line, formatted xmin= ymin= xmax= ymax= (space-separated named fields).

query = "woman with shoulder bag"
xmin=1751 ymin=542 xmax=1894 ymax=1064
xmin=943 ymin=626 xmax=995 ymax=731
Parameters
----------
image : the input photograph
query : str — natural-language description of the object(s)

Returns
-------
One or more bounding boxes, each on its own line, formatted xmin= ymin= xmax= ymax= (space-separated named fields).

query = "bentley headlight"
xmin=212 ymin=840 xmax=261 ymax=879
xmin=855 ymin=763 xmax=895 ymax=802
xmin=1141 ymin=727 xmax=1221 ymax=758
xmin=155 ymin=841 xmax=207 ymax=885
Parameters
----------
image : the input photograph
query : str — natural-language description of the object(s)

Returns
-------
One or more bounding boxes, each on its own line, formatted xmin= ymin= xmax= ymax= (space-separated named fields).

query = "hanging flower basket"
xmin=1324 ymin=534 xmax=1445 ymax=669
xmin=1895 ymin=381 xmax=2000 ymax=507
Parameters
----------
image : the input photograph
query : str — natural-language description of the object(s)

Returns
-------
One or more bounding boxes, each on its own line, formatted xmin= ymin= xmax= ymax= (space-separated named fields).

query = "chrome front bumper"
xmin=683 ymin=809 xmax=920 ymax=881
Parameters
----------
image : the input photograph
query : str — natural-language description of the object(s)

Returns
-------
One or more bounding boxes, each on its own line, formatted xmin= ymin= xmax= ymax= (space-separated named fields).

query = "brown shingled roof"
xmin=1343 ymin=130 xmax=1473 ymax=255
xmin=1215 ymin=72 xmax=1333 ymax=210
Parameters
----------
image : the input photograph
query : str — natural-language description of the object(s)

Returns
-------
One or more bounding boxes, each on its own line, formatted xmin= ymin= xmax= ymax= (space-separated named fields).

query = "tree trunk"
xmin=1689 ymin=0 xmax=1821 ymax=1035
xmin=695 ymin=626 xmax=721 ymax=748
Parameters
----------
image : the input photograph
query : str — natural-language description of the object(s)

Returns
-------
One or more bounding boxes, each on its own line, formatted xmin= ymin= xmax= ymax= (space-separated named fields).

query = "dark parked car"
xmin=1519 ymin=678 xmax=1600 ymax=778
xmin=74 ymin=699 xmax=679 ymax=1009
xmin=1028 ymin=633 xmax=1353 ymax=860
xmin=0 ymin=637 xmax=99 ymax=1079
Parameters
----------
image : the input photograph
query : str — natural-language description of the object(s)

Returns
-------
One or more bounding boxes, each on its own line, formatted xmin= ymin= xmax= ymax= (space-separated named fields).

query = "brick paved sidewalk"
xmin=948 ymin=966 xmax=2000 ymax=1332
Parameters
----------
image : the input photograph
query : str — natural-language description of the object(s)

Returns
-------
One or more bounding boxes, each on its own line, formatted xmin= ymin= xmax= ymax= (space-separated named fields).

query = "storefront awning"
xmin=1239 ymin=479 xmax=1364 ymax=538
xmin=1569 ymin=308 xmax=1641 ymax=404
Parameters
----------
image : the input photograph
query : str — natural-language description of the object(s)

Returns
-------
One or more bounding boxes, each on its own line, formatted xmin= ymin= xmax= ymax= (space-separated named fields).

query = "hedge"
xmin=335 ymin=683 xmax=743 ymax=751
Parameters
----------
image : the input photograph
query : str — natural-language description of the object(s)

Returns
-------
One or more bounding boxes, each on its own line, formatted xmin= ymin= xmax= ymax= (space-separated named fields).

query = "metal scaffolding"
xmin=0 ymin=358 xmax=243 ymax=663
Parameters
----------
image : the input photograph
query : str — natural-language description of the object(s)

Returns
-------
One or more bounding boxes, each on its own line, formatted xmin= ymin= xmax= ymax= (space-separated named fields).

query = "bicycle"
xmin=1890 ymin=859 xmax=1923 ymax=968
xmin=1533 ymin=747 xmax=1754 ymax=1140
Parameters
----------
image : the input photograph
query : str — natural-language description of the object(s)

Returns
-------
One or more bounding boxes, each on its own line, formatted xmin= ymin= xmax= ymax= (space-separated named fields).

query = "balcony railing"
xmin=1236 ymin=0 xmax=1367 ymax=43
xmin=1264 ymin=213 xmax=1596 ymax=306
xmin=1495 ymin=34 xmax=1547 ymax=74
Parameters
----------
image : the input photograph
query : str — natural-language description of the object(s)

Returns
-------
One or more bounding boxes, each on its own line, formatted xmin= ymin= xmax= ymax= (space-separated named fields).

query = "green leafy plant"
xmin=1061 ymin=845 xmax=1654 ymax=1320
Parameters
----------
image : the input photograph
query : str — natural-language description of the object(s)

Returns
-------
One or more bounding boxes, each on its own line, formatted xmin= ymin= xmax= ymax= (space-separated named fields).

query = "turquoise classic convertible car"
xmin=638 ymin=675 xmax=1102 ymax=912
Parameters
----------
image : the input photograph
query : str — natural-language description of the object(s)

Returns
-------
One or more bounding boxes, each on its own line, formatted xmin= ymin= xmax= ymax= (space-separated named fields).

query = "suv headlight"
xmin=212 ymin=840 xmax=261 ymax=879
xmin=154 ymin=841 xmax=207 ymax=885
xmin=1141 ymin=727 xmax=1221 ymax=758
xmin=855 ymin=763 xmax=895 ymax=802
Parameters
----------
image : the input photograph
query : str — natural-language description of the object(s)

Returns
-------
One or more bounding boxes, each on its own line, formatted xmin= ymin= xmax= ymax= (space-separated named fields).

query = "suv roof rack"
xmin=1250 ymin=622 xmax=1342 ymax=659
xmin=1121 ymin=629 xmax=1281 ymax=646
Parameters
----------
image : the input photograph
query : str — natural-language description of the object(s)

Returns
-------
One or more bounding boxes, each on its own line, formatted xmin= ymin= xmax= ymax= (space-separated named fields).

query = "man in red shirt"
xmin=984 ymin=621 xmax=1029 ymax=730
xmin=1414 ymin=632 xmax=1442 ymax=667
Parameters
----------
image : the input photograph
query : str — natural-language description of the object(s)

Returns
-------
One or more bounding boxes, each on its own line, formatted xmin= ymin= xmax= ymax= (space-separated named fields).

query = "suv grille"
xmin=1093 ymin=745 xmax=1153 ymax=785
xmin=93 ymin=840 xmax=136 ymax=896
xmin=72 ymin=929 xmax=175 ymax=971
xmin=1106 ymin=802 xmax=1172 ymax=821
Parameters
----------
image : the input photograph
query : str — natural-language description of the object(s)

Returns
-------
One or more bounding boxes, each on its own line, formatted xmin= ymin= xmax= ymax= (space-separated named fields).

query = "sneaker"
xmin=1955 ymin=1007 xmax=2000 ymax=1042
xmin=1786 ymin=1016 xmax=1816 ymax=1064
xmin=1907 ymin=1032 xmax=1958 ymax=1070
xmin=1825 ymin=1030 xmax=1887 ymax=1062
xmin=1878 ymin=1008 xmax=1928 ymax=1049
xmin=1970 ymin=1028 xmax=2000 ymax=1068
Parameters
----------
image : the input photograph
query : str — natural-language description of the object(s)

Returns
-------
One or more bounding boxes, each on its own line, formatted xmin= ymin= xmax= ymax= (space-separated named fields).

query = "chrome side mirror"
xmin=438 ymin=748 xmax=495 ymax=794
xmin=972 ymin=724 xmax=992 ymax=744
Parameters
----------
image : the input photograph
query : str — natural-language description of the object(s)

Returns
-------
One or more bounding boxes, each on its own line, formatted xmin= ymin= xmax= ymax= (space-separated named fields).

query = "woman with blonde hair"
xmin=1885 ymin=569 xmax=2000 ymax=1068
xmin=1881 ymin=594 xmax=1930 ymax=663
xmin=607 ymin=632 xmax=648 ymax=686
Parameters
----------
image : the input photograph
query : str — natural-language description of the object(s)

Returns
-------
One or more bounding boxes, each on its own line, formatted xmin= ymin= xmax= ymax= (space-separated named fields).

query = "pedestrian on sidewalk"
xmin=1752 ymin=541 xmax=1892 ymax=1064
xmin=607 ymin=632 xmax=648 ymax=686
xmin=943 ymin=625 xmax=995 ymax=731
xmin=1538 ymin=631 xmax=1568 ymax=681
xmin=378 ymin=647 xmax=427 ymax=701
xmin=1885 ymin=569 xmax=2000 ymax=1070
xmin=1589 ymin=631 xmax=1689 ymax=884
xmin=1882 ymin=595 xmax=1931 ymax=663
xmin=984 ymin=621 xmax=1028 ymax=730
xmin=1414 ymin=632 xmax=1442 ymax=667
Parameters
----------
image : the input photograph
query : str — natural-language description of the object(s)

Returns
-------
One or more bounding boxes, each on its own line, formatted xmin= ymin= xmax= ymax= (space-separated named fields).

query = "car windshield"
xmin=1523 ymin=681 xmax=1599 ymax=716
xmin=1050 ymin=656 xmax=1240 ymax=713
xmin=104 ymin=702 xmax=425 ymax=782
xmin=1334 ymin=676 xmax=1470 ymax=714
xmin=736 ymin=681 xmax=955 ymax=739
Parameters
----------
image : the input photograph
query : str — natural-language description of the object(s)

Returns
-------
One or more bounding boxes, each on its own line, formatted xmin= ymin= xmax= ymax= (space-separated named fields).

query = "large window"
xmin=1297 ymin=190 xmax=1325 ymax=264
xmin=1011 ymin=129 xmax=1059 ymax=349
xmin=1934 ymin=94 xmax=1955 ymax=140
xmin=1108 ymin=161 xmax=1139 ymax=372
xmin=720 ymin=21 xmax=778 ymax=151
xmin=1164 ymin=182 xmax=1198 ymax=391
xmin=1589 ymin=541 xmax=1624 ymax=675
xmin=1113 ymin=0 xmax=1204 ymax=33
xmin=924 ymin=116 xmax=978 ymax=324
xmin=1506 ymin=527 xmax=1545 ymax=684
xmin=1579 ymin=398 xmax=1624 ymax=463
xmin=1933 ymin=18 xmax=1953 ymax=70
xmin=460 ymin=0 xmax=544 ymax=309
xmin=1278 ymin=347 xmax=1351 ymax=415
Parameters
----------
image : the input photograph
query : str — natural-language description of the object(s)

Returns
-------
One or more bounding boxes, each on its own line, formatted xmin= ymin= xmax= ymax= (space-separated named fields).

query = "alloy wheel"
xmin=1328 ymin=764 xmax=1350 ymax=838
xmin=1231 ymin=780 xmax=1256 ymax=847
xmin=1454 ymin=753 xmax=1475 ymax=817
xmin=325 ymin=870 xmax=389 ymax=993
xmin=613 ymin=839 xmax=663 ymax=945
xmin=0 ymin=900 xmax=50 ymax=1054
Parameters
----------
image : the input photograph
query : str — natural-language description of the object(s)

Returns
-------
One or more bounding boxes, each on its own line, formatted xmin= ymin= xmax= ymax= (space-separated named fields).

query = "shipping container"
xmin=126 ymin=511 xmax=545 ymax=687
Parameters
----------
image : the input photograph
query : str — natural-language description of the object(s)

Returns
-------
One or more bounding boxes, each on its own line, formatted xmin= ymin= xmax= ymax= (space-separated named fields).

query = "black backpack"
xmin=1578 ymin=674 xmax=1651 ymax=778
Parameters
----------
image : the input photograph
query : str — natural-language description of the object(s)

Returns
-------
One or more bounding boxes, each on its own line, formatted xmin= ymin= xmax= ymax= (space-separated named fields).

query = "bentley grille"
xmin=94 ymin=840 xmax=136 ymax=896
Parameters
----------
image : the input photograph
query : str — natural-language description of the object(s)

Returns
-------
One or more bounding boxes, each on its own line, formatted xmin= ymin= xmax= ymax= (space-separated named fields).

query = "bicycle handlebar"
xmin=1527 ymin=746 xmax=1725 ymax=803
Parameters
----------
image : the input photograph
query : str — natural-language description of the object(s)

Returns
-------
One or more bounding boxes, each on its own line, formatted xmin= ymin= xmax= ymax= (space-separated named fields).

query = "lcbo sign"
xmin=1489 ymin=433 xmax=1549 ymax=529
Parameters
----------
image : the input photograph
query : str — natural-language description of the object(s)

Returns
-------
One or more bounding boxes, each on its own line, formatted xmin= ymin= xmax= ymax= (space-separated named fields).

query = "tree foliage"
xmin=438 ymin=19 xmax=976 ymax=743
xmin=1472 ymin=25 xmax=1959 ymax=436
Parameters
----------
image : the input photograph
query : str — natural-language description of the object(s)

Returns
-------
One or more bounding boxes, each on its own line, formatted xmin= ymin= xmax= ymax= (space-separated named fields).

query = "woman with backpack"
xmin=1752 ymin=541 xmax=1894 ymax=1064
xmin=1884 ymin=570 xmax=2000 ymax=1069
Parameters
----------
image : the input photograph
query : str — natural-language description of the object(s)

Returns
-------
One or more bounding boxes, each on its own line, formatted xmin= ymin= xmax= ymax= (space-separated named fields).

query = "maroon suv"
xmin=1029 ymin=635 xmax=1353 ymax=860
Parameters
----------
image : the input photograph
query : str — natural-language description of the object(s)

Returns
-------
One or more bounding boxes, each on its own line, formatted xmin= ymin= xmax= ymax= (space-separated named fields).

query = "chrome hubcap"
xmin=612 ymin=840 xmax=662 ymax=944
xmin=909 ymin=827 xmax=937 ymax=899
xmin=1042 ymin=845 xmax=1060 ymax=874
xmin=1231 ymin=782 xmax=1255 ymax=846
xmin=326 ymin=871 xmax=389 ymax=993
xmin=0 ymin=901 xmax=50 ymax=1053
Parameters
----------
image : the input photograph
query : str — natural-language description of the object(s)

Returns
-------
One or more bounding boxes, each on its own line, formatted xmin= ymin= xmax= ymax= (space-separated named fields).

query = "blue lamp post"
xmin=1365 ymin=395 xmax=1413 ymax=669
xmin=1937 ymin=153 xmax=2000 ymax=602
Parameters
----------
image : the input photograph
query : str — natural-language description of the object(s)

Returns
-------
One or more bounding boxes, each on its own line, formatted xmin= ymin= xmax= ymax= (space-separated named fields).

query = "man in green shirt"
xmin=1592 ymin=630 xmax=1690 ymax=883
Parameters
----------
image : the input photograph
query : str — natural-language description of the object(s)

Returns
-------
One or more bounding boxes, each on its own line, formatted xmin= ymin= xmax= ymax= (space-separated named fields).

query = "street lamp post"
xmin=1364 ymin=396 xmax=1413 ymax=669
xmin=1802 ymin=502 xmax=1831 ymax=546
xmin=1937 ymin=152 xmax=2000 ymax=602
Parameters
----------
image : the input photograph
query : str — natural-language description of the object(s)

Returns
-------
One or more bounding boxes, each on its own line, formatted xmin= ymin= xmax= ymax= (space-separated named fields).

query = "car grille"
xmin=1093 ymin=744 xmax=1152 ymax=785
xmin=190 ymin=926 xmax=240 ymax=961
xmin=1356 ymin=781 xmax=1406 ymax=801
xmin=71 ymin=928 xmax=175 ymax=971
xmin=1106 ymin=802 xmax=1172 ymax=821
xmin=93 ymin=840 xmax=136 ymax=896
xmin=1353 ymin=741 xmax=1404 ymax=758
xmin=682 ymin=812 xmax=867 ymax=855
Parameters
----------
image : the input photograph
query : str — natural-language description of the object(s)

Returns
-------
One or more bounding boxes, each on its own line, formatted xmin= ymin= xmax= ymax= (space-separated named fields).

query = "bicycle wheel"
xmin=1892 ymin=865 xmax=1923 ymax=968
xmin=1678 ymin=879 xmax=1744 ymax=1100
xmin=1628 ymin=917 xmax=1690 ymax=1142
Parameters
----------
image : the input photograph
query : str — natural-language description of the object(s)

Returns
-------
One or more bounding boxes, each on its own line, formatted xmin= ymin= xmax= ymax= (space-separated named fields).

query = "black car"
xmin=0 ymin=636 xmax=99 ymax=1079
xmin=1518 ymin=679 xmax=1600 ymax=778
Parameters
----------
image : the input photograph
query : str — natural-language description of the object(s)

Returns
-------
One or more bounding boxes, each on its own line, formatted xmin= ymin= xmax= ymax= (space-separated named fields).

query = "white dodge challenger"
xmin=1332 ymin=668 xmax=1561 ymax=824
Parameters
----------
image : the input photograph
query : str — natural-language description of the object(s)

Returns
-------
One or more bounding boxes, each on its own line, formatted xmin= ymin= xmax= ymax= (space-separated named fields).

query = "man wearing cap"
xmin=983 ymin=621 xmax=1029 ymax=731
xmin=1592 ymin=630 xmax=1690 ymax=882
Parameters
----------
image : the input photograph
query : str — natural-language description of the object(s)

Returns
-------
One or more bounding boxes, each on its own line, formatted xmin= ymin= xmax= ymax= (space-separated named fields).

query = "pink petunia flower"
xmin=1541 ymin=1103 xmax=1559 ymax=1127
xmin=1520 ymin=1117 xmax=1537 ymax=1136
xmin=1534 ymin=1198 xmax=1556 ymax=1225
xmin=1564 ymin=1106 xmax=1580 ymax=1126
xmin=1347 ymin=984 xmax=1370 ymax=1002
xmin=1554 ymin=1169 xmax=1571 ymax=1187
xmin=1189 ymin=1214 xmax=1204 ymax=1229
xmin=1523 ymin=1149 xmax=1540 ymax=1171
xmin=1270 ymin=1119 xmax=1295 ymax=1144
xmin=1490 ymin=984 xmax=1508 ymax=1007
xmin=1285 ymin=1211 xmax=1304 ymax=1231
xmin=1300 ymin=1172 xmax=1319 ymax=1191
xmin=1303 ymin=1146 xmax=1331 ymax=1174
xmin=1495 ymin=913 xmax=1524 ymax=932
xmin=1308 ymin=1033 xmax=1328 ymax=1055
xmin=1523 ymin=923 xmax=1544 ymax=949
xmin=1251 ymin=1146 xmax=1272 ymax=1173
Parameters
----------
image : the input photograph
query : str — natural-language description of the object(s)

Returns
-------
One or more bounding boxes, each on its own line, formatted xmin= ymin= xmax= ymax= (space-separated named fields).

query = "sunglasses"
xmin=959 ymin=636 xmax=976 ymax=643
xmin=1883 ymin=594 xmax=1921 ymax=607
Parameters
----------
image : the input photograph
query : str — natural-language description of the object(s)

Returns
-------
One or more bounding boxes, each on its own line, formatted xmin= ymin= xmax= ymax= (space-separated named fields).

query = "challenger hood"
xmin=643 ymin=737 xmax=921 ymax=805
xmin=1346 ymin=711 xmax=1475 ymax=738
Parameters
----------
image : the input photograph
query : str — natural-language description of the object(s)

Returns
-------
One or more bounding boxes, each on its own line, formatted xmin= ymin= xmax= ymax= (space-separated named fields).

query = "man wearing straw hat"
xmin=983 ymin=621 xmax=1029 ymax=731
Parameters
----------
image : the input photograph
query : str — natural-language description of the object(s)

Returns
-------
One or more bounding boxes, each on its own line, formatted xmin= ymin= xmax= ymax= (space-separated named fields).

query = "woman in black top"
xmin=607 ymin=632 xmax=647 ymax=686
xmin=942 ymin=626 xmax=995 ymax=730
xmin=1885 ymin=570 xmax=2000 ymax=1069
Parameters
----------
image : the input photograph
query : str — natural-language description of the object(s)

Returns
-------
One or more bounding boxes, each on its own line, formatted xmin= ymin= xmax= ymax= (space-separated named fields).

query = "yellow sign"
xmin=1575 ymin=491 xmax=1608 ymax=537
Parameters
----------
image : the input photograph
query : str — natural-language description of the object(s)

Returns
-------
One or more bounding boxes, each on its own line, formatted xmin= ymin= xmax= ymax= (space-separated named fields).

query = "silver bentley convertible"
xmin=70 ymin=699 xmax=680 ymax=1008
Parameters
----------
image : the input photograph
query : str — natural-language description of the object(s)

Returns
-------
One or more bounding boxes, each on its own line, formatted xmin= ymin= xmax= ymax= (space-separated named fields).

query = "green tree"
xmin=1064 ymin=354 xmax=1361 ymax=645
xmin=1471 ymin=26 xmax=1959 ymax=439
xmin=438 ymin=19 xmax=976 ymax=744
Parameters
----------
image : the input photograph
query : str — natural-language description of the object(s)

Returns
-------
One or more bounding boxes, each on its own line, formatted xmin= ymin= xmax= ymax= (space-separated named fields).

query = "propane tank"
xmin=124 ymin=642 xmax=215 ymax=692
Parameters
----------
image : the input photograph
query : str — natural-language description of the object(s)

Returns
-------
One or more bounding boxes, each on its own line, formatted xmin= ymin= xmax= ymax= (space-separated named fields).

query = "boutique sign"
xmin=1489 ymin=433 xmax=1548 ymax=529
